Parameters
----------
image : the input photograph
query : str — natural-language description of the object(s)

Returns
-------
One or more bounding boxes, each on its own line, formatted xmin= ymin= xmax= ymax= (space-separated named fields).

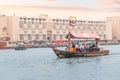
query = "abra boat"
xmin=15 ymin=47 xmax=27 ymax=50
xmin=52 ymin=32 xmax=109 ymax=58
xmin=52 ymin=47 xmax=109 ymax=58
xmin=14 ymin=43 xmax=27 ymax=50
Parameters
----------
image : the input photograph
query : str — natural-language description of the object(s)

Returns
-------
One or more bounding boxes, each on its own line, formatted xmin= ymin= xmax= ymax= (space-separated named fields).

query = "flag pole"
xmin=68 ymin=20 xmax=71 ymax=51
xmin=67 ymin=19 xmax=76 ymax=51
xmin=68 ymin=32 xmax=70 ymax=51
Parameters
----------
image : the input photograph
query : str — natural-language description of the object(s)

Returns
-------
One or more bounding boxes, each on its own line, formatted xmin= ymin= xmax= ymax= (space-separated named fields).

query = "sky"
xmin=0 ymin=0 xmax=120 ymax=20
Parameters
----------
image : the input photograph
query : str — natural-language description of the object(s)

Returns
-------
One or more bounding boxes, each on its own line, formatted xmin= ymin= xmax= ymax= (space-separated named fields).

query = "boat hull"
xmin=52 ymin=47 xmax=109 ymax=58
xmin=15 ymin=47 xmax=27 ymax=50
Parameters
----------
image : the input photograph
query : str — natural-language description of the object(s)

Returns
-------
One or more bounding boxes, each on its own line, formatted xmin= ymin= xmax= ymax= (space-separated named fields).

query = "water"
xmin=0 ymin=45 xmax=120 ymax=80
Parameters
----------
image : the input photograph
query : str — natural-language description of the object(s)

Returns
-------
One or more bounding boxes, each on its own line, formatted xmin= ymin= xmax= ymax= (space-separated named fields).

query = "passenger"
xmin=86 ymin=44 xmax=89 ymax=52
xmin=72 ymin=43 xmax=76 ymax=52
xmin=89 ymin=43 xmax=95 ymax=52
xmin=73 ymin=48 xmax=76 ymax=52
xmin=100 ymin=47 xmax=104 ymax=51
xmin=70 ymin=47 xmax=74 ymax=52
xmin=79 ymin=44 xmax=84 ymax=52
xmin=75 ymin=43 xmax=79 ymax=49
xmin=75 ymin=43 xmax=79 ymax=52
xmin=89 ymin=43 xmax=93 ymax=52
xmin=72 ymin=44 xmax=75 ymax=48
xmin=93 ymin=43 xmax=97 ymax=52
xmin=65 ymin=45 xmax=68 ymax=51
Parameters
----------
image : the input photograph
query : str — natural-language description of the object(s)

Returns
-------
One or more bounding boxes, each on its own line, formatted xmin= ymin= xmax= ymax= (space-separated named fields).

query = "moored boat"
xmin=15 ymin=47 xmax=27 ymax=50
xmin=14 ymin=43 xmax=27 ymax=50
xmin=0 ymin=41 xmax=7 ymax=49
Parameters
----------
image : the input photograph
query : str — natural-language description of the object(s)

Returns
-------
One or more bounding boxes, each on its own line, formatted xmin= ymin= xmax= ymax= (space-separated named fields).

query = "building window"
xmin=39 ymin=31 xmax=42 ymax=33
xmin=103 ymin=34 xmax=106 ymax=40
xmin=27 ymin=22 xmax=31 ymax=28
xmin=78 ymin=24 xmax=80 ymax=27
xmin=39 ymin=18 xmax=41 ymax=21
xmin=24 ymin=21 xmax=26 ymax=24
xmin=63 ymin=22 xmax=65 ymax=25
xmin=53 ymin=34 xmax=56 ymax=40
xmin=20 ymin=17 xmax=22 ymax=20
xmin=53 ymin=23 xmax=56 ymax=29
xmin=103 ymin=27 xmax=106 ymax=30
xmin=91 ymin=31 xmax=94 ymax=34
xmin=43 ymin=34 xmax=46 ymax=40
xmin=39 ymin=22 xmax=41 ymax=24
xmin=60 ymin=34 xmax=63 ymax=39
xmin=31 ymin=18 xmax=34 ymax=20
xmin=32 ymin=31 xmax=35 ymax=33
xmin=20 ymin=34 xmax=24 ymax=40
xmin=19 ymin=21 xmax=24 ymax=28
xmin=53 ymin=19 xmax=55 ymax=21
xmin=28 ymin=18 xmax=30 ymax=20
xmin=99 ymin=35 xmax=101 ymax=38
xmin=32 ymin=21 xmax=34 ymax=24
xmin=65 ymin=23 xmax=69 ymax=27
xmin=99 ymin=27 xmax=102 ymax=30
xmin=56 ymin=31 xmax=59 ymax=34
xmin=36 ymin=34 xmax=39 ymax=40
xmin=23 ymin=18 xmax=27 ymax=20
xmin=36 ymin=18 xmax=38 ymax=20
xmin=35 ymin=22 xmax=39 ymax=28
xmin=28 ymin=34 xmax=31 ymax=40
xmin=59 ymin=23 xmax=63 ymax=28
xmin=96 ymin=31 xmax=99 ymax=34
xmin=63 ymin=32 xmax=66 ymax=34
xmin=56 ymin=19 xmax=58 ymax=22
xmin=43 ymin=18 xmax=45 ymax=21
xmin=42 ymin=22 xmax=46 ymax=28
xmin=24 ymin=31 xmax=27 ymax=34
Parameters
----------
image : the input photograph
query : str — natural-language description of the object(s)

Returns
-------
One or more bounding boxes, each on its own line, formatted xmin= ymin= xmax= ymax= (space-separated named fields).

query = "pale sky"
xmin=0 ymin=0 xmax=120 ymax=20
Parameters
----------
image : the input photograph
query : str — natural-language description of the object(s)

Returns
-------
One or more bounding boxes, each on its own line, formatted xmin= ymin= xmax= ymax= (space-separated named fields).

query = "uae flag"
xmin=69 ymin=20 xmax=76 ymax=26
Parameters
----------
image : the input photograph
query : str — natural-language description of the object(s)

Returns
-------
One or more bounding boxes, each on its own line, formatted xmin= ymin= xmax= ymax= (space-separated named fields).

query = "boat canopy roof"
xmin=66 ymin=32 xmax=100 ymax=39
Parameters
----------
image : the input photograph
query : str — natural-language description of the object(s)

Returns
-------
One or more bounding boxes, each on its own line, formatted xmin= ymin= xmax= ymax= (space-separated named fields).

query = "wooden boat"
xmin=0 ymin=41 xmax=7 ymax=49
xmin=52 ymin=47 xmax=109 ymax=58
xmin=52 ymin=32 xmax=109 ymax=58
xmin=15 ymin=47 xmax=27 ymax=50
xmin=14 ymin=43 xmax=27 ymax=50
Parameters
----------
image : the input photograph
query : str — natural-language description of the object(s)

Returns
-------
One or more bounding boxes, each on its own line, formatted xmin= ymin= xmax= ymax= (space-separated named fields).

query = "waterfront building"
xmin=106 ymin=17 xmax=120 ymax=40
xmin=51 ymin=17 xmax=112 ymax=41
xmin=0 ymin=15 xmax=112 ymax=42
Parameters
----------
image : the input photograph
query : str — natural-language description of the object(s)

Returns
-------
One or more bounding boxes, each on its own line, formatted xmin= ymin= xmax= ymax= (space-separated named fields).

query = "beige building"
xmin=0 ymin=15 xmax=112 ymax=41
xmin=52 ymin=17 xmax=112 ymax=41
xmin=106 ymin=16 xmax=120 ymax=40
xmin=0 ymin=16 xmax=9 ymax=41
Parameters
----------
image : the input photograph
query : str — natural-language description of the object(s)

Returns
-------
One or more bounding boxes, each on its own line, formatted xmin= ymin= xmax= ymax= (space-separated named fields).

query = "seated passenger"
xmin=79 ymin=44 xmax=84 ymax=52
xmin=84 ymin=44 xmax=88 ymax=52
xmin=75 ymin=43 xmax=79 ymax=52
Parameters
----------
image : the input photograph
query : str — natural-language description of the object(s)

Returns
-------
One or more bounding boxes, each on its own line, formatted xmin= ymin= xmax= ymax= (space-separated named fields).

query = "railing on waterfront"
xmin=0 ymin=40 xmax=118 ymax=49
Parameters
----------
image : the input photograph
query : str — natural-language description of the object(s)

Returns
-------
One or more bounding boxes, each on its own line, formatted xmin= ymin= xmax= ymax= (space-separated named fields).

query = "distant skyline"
xmin=0 ymin=0 xmax=120 ymax=20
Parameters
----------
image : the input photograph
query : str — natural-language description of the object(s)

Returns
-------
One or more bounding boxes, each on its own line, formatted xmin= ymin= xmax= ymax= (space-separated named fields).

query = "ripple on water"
xmin=0 ymin=45 xmax=120 ymax=80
